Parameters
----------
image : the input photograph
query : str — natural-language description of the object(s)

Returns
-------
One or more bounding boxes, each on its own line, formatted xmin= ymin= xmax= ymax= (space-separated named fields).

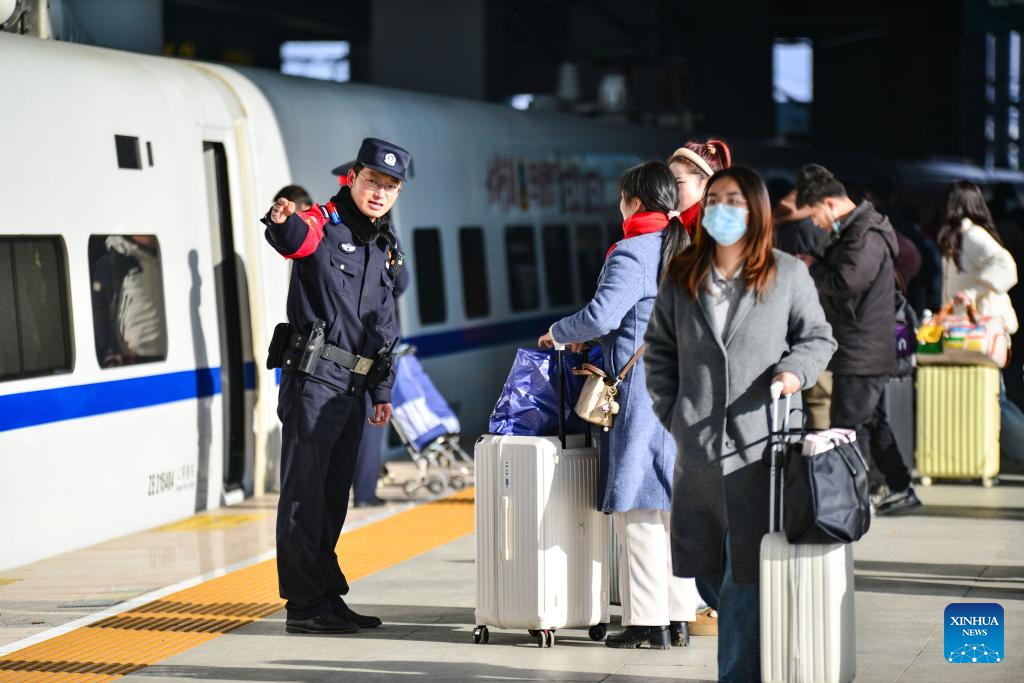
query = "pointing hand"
xmin=270 ymin=197 xmax=296 ymax=224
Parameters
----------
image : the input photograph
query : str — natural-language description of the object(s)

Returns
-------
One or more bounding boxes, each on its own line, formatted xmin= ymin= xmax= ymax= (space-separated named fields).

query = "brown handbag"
xmin=572 ymin=346 xmax=645 ymax=432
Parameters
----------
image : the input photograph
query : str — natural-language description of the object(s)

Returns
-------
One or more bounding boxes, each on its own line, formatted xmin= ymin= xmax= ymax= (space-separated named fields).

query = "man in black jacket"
xmin=795 ymin=164 xmax=921 ymax=516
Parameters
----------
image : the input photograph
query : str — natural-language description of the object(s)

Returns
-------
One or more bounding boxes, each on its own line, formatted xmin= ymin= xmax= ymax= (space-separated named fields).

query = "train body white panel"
xmin=0 ymin=33 xmax=287 ymax=569
xmin=0 ymin=399 xmax=224 ymax=569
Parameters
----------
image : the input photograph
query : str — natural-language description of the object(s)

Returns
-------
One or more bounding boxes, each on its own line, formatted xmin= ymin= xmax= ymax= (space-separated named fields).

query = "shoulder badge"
xmin=340 ymin=243 xmax=356 ymax=253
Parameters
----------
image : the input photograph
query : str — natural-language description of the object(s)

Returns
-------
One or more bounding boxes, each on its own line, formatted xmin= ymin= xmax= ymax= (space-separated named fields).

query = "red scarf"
xmin=606 ymin=211 xmax=669 ymax=259
xmin=679 ymin=202 xmax=701 ymax=236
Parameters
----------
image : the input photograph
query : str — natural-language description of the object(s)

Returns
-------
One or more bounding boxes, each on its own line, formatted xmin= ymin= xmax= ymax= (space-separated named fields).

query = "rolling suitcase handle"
xmin=555 ymin=349 xmax=592 ymax=450
xmin=769 ymin=382 xmax=792 ymax=534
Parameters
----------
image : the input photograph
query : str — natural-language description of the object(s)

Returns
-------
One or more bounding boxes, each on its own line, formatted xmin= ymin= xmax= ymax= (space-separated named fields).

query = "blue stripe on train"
xmin=0 ymin=367 xmax=222 ymax=432
xmin=0 ymin=361 xmax=260 ymax=433
xmin=405 ymin=312 xmax=568 ymax=358
xmin=0 ymin=312 xmax=567 ymax=432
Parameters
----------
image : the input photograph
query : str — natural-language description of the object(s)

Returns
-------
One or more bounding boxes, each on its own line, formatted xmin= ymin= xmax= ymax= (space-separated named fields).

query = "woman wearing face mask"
xmin=668 ymin=139 xmax=732 ymax=240
xmin=644 ymin=166 xmax=836 ymax=681
xmin=538 ymin=162 xmax=699 ymax=650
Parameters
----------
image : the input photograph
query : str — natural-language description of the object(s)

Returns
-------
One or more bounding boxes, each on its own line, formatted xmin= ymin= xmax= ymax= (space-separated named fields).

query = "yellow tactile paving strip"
xmin=0 ymin=489 xmax=475 ymax=682
xmin=154 ymin=512 xmax=269 ymax=532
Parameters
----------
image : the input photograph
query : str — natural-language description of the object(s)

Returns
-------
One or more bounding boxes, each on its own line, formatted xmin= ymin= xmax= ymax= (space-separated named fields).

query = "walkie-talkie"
xmin=297 ymin=319 xmax=327 ymax=375
xmin=366 ymin=337 xmax=399 ymax=389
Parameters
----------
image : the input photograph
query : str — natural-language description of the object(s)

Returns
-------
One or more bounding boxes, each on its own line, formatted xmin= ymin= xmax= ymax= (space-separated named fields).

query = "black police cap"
xmin=355 ymin=137 xmax=412 ymax=182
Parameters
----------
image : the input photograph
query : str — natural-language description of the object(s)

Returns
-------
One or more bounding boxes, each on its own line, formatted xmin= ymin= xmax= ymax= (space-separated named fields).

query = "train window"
xmin=0 ymin=237 xmax=73 ymax=382
xmin=87 ymin=235 xmax=168 ymax=368
xmin=413 ymin=228 xmax=447 ymax=325
xmin=114 ymin=135 xmax=142 ymax=170
xmin=505 ymin=226 xmax=540 ymax=312
xmin=575 ymin=224 xmax=606 ymax=301
xmin=542 ymin=224 xmax=574 ymax=307
xmin=459 ymin=227 xmax=490 ymax=319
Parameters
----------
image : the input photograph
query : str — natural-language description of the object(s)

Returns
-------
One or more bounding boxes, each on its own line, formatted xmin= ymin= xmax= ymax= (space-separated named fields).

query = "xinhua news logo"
xmin=944 ymin=603 xmax=1004 ymax=664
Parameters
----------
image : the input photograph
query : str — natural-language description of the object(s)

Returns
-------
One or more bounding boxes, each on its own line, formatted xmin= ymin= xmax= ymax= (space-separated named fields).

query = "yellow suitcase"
xmin=915 ymin=365 xmax=1000 ymax=486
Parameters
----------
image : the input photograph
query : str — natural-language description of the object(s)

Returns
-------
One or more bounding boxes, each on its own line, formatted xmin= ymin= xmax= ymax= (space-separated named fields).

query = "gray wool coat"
xmin=643 ymin=251 xmax=836 ymax=583
xmin=552 ymin=232 xmax=674 ymax=512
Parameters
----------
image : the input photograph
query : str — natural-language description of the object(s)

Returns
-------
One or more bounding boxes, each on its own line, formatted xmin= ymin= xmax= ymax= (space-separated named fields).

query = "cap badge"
xmin=340 ymin=243 xmax=356 ymax=253
xmin=384 ymin=152 xmax=397 ymax=167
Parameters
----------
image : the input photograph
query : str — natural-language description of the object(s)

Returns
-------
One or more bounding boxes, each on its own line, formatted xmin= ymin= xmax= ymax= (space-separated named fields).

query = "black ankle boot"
xmin=669 ymin=620 xmax=690 ymax=647
xmin=605 ymin=625 xmax=671 ymax=650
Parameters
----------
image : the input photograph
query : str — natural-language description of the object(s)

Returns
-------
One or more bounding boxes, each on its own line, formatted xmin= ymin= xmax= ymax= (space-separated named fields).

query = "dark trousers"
xmin=354 ymin=394 xmax=385 ymax=503
xmin=276 ymin=371 xmax=365 ymax=619
xmin=696 ymin=535 xmax=761 ymax=683
xmin=830 ymin=374 xmax=911 ymax=493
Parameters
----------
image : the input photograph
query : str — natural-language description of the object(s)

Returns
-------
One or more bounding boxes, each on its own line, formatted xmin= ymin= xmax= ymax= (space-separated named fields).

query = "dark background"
xmin=4 ymin=0 xmax=1021 ymax=169
xmin=159 ymin=0 xmax=1023 ymax=169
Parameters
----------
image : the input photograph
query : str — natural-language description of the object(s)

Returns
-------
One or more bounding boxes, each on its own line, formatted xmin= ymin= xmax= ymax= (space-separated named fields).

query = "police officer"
xmin=263 ymin=137 xmax=411 ymax=635
xmin=326 ymin=161 xmax=414 ymax=506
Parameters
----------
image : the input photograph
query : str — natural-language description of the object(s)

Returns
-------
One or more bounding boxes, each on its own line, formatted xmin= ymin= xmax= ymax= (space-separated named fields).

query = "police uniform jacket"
xmin=263 ymin=201 xmax=399 ymax=404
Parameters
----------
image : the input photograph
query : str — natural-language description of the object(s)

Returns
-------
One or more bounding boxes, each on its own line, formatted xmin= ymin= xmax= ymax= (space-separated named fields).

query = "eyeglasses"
xmin=356 ymin=173 xmax=402 ymax=196
xmin=705 ymin=196 xmax=748 ymax=208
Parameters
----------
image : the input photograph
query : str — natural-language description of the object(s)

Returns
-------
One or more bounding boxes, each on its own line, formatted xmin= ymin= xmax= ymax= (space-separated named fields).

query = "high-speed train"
xmin=3 ymin=32 xmax=1023 ymax=572
xmin=0 ymin=31 xmax=679 ymax=570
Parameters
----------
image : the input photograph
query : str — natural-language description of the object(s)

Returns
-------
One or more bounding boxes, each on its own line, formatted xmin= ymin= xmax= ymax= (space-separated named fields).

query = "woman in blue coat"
xmin=538 ymin=162 xmax=696 ymax=649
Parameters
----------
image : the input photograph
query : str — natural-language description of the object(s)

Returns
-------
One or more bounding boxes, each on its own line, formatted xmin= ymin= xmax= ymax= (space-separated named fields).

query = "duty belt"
xmin=288 ymin=332 xmax=374 ymax=375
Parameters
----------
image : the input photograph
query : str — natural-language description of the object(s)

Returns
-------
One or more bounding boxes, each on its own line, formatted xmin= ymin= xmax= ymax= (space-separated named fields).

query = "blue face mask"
xmin=702 ymin=204 xmax=748 ymax=246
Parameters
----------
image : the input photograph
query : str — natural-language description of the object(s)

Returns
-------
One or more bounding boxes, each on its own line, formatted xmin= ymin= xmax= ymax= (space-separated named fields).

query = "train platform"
xmin=1 ymin=474 xmax=1022 ymax=682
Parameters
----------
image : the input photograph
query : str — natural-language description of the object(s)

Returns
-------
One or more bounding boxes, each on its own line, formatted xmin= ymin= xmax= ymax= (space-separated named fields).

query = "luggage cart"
xmin=390 ymin=345 xmax=474 ymax=496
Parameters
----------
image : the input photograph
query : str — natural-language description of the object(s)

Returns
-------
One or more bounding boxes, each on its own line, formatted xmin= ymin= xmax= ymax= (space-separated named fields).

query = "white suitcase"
xmin=760 ymin=387 xmax=857 ymax=683
xmin=473 ymin=351 xmax=610 ymax=647
xmin=608 ymin=517 xmax=621 ymax=606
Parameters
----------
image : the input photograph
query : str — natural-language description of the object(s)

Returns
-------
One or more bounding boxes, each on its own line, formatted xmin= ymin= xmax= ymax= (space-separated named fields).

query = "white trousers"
xmin=613 ymin=509 xmax=699 ymax=626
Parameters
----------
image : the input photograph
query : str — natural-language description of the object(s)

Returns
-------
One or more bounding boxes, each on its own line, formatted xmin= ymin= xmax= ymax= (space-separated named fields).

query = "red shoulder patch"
xmin=297 ymin=205 xmax=327 ymax=231
xmin=285 ymin=204 xmax=327 ymax=259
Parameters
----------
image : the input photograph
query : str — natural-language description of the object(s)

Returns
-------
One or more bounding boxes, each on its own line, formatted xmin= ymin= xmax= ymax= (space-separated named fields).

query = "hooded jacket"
xmin=809 ymin=201 xmax=899 ymax=376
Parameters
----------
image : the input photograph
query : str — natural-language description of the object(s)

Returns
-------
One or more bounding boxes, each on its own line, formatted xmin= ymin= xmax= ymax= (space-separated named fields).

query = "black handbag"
xmin=783 ymin=435 xmax=872 ymax=544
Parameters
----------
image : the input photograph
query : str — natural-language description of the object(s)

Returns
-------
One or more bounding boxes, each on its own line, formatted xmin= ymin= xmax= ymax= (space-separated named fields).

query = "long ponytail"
xmin=660 ymin=214 xmax=690 ymax=282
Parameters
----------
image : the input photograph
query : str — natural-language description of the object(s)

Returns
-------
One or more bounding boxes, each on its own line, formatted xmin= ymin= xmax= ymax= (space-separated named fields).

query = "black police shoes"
xmin=605 ymin=625 xmax=671 ymax=650
xmin=333 ymin=597 xmax=383 ymax=628
xmin=285 ymin=613 xmax=359 ymax=635
xmin=670 ymin=620 xmax=690 ymax=647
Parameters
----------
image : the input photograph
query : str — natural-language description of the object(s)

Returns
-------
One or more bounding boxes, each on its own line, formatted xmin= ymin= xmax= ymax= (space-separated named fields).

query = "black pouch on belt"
xmin=297 ymin=319 xmax=327 ymax=375
xmin=365 ymin=337 xmax=398 ymax=389
xmin=266 ymin=322 xmax=291 ymax=370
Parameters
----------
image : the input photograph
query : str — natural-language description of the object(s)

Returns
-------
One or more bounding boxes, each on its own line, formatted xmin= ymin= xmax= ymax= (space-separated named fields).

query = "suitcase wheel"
xmin=983 ymin=476 xmax=998 ymax=488
xmin=473 ymin=625 xmax=489 ymax=644
xmin=450 ymin=475 xmax=467 ymax=491
xmin=533 ymin=629 xmax=554 ymax=647
xmin=588 ymin=624 xmax=607 ymax=642
xmin=919 ymin=476 xmax=933 ymax=487
xmin=427 ymin=478 xmax=446 ymax=495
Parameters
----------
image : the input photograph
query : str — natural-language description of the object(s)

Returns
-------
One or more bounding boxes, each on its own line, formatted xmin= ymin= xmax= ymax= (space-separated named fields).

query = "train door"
xmin=201 ymin=138 xmax=251 ymax=502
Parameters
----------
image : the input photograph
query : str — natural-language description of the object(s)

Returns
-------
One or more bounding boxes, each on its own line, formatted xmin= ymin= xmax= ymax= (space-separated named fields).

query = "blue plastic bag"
xmin=488 ymin=347 xmax=600 ymax=436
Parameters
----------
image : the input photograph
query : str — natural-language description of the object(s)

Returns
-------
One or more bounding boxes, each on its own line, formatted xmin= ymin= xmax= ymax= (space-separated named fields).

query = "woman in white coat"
xmin=937 ymin=180 xmax=1024 ymax=464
